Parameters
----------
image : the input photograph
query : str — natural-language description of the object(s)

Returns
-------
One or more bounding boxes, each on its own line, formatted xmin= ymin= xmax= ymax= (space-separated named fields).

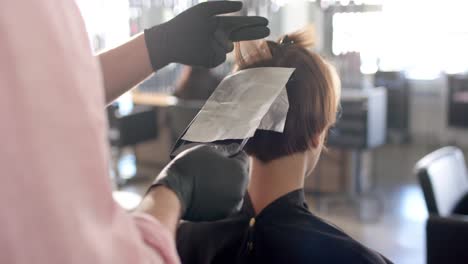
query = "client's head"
xmin=235 ymin=28 xmax=341 ymax=169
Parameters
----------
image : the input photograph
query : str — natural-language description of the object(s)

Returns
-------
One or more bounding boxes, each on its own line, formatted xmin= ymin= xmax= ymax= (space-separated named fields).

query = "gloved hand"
xmin=144 ymin=1 xmax=269 ymax=70
xmin=150 ymin=144 xmax=249 ymax=221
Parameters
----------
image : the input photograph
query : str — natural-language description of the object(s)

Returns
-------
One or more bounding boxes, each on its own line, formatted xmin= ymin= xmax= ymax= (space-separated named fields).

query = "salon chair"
xmin=108 ymin=104 xmax=158 ymax=147
xmin=107 ymin=104 xmax=158 ymax=186
xmin=374 ymin=71 xmax=410 ymax=143
xmin=415 ymin=146 xmax=468 ymax=264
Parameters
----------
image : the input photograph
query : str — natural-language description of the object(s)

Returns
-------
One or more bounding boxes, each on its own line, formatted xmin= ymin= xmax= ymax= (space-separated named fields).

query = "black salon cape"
xmin=177 ymin=189 xmax=393 ymax=264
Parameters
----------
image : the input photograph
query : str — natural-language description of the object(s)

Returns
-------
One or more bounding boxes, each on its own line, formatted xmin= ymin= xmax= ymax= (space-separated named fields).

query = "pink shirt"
xmin=0 ymin=1 xmax=179 ymax=263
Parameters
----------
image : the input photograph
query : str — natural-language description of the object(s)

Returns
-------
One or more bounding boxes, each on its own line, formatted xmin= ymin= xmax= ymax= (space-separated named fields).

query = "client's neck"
xmin=248 ymin=153 xmax=306 ymax=215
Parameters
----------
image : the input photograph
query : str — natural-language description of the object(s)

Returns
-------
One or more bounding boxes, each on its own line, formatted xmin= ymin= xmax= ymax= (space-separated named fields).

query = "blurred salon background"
xmin=76 ymin=1 xmax=468 ymax=263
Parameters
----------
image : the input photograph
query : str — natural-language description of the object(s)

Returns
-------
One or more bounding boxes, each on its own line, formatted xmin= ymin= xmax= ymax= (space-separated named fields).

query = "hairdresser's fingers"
xmin=208 ymin=40 xmax=227 ymax=68
xmin=217 ymin=16 xmax=269 ymax=33
xmin=214 ymin=29 xmax=234 ymax=52
xmin=217 ymin=16 xmax=269 ymax=41
xmin=195 ymin=1 xmax=243 ymax=16
xmin=230 ymin=26 xmax=270 ymax=41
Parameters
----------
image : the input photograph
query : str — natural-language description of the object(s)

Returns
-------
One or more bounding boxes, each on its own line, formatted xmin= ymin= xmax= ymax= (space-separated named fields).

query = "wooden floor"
xmin=309 ymin=184 xmax=426 ymax=264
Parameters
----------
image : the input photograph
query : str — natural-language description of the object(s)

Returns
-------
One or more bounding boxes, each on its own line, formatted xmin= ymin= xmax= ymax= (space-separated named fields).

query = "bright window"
xmin=76 ymin=0 xmax=130 ymax=52
xmin=332 ymin=0 xmax=468 ymax=79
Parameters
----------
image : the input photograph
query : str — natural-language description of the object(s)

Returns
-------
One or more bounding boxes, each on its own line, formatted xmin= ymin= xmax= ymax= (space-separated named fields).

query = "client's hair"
xmin=235 ymin=27 xmax=340 ymax=163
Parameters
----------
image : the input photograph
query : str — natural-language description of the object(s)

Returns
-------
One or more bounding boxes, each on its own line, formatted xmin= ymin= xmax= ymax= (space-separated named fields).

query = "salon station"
xmin=6 ymin=0 xmax=468 ymax=263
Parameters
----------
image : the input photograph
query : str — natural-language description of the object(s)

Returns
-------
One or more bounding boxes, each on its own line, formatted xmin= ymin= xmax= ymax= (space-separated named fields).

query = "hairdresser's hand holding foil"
xmin=150 ymin=145 xmax=249 ymax=221
xmin=144 ymin=1 xmax=269 ymax=70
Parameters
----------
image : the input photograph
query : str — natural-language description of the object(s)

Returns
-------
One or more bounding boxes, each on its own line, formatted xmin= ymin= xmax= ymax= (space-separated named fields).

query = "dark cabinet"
xmin=328 ymin=87 xmax=387 ymax=149
xmin=448 ymin=74 xmax=468 ymax=128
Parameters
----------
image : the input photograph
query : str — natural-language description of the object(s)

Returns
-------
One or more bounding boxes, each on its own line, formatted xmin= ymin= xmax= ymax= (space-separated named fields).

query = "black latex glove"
xmin=151 ymin=144 xmax=249 ymax=221
xmin=144 ymin=1 xmax=270 ymax=70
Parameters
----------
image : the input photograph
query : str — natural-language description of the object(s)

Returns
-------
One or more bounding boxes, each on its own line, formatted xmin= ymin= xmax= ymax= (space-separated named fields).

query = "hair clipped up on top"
xmin=279 ymin=26 xmax=315 ymax=47
xmin=234 ymin=26 xmax=340 ymax=163
xmin=234 ymin=26 xmax=315 ymax=69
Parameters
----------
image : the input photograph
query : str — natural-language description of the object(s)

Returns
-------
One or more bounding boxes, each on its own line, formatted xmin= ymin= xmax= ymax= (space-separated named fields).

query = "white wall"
xmin=281 ymin=0 xmax=310 ymax=33
xmin=277 ymin=1 xmax=324 ymax=51
xmin=76 ymin=0 xmax=130 ymax=51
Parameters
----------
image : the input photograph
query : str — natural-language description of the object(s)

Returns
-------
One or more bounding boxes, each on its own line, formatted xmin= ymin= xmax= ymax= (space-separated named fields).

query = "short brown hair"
xmin=235 ymin=28 xmax=340 ymax=163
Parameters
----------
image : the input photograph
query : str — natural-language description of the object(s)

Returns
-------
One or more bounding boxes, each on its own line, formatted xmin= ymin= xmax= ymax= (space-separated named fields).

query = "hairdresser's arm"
xmin=98 ymin=34 xmax=152 ymax=103
xmin=97 ymin=1 xmax=269 ymax=104
xmin=137 ymin=186 xmax=181 ymax=235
